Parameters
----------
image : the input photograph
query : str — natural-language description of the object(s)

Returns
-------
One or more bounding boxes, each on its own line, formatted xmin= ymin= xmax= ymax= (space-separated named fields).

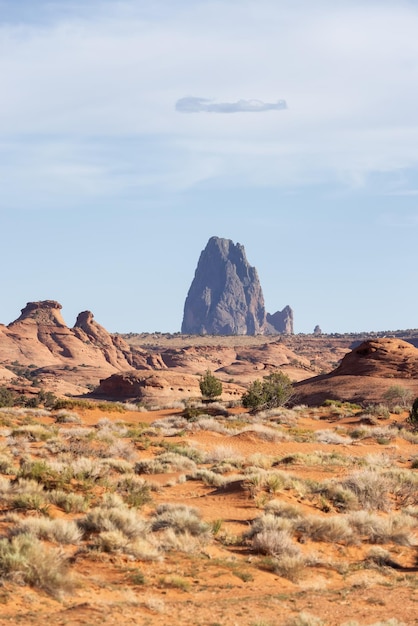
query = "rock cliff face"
xmin=182 ymin=237 xmax=293 ymax=335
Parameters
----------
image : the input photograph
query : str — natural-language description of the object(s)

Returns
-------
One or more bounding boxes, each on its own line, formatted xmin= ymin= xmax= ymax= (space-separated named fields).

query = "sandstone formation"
xmin=181 ymin=236 xmax=293 ymax=335
xmin=0 ymin=301 xmax=151 ymax=395
xmin=94 ymin=371 xmax=244 ymax=404
xmin=294 ymin=338 xmax=418 ymax=406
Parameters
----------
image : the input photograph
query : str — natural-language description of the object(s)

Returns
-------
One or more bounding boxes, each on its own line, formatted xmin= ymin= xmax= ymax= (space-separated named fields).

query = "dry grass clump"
xmin=315 ymin=429 xmax=352 ymax=445
xmin=11 ymin=517 xmax=83 ymax=544
xmin=151 ymin=503 xmax=212 ymax=552
xmin=350 ymin=425 xmax=397 ymax=443
xmin=101 ymin=457 xmax=135 ymax=473
xmin=341 ymin=469 xmax=392 ymax=511
xmin=204 ymin=444 xmax=242 ymax=464
xmin=264 ymin=500 xmax=303 ymax=519
xmin=246 ymin=515 xmax=304 ymax=581
xmin=135 ymin=452 xmax=197 ymax=474
xmin=78 ymin=501 xmax=163 ymax=561
xmin=114 ymin=475 xmax=154 ymax=507
xmin=255 ymin=406 xmax=299 ymax=426
xmin=10 ymin=424 xmax=57 ymax=442
xmin=188 ymin=468 xmax=226 ymax=487
xmin=47 ymin=489 xmax=89 ymax=513
xmin=79 ymin=505 xmax=149 ymax=540
xmin=237 ymin=423 xmax=290 ymax=442
xmin=55 ymin=410 xmax=82 ymax=424
xmin=348 ymin=511 xmax=416 ymax=545
xmin=0 ymin=452 xmax=16 ymax=475
xmin=244 ymin=469 xmax=303 ymax=497
xmin=107 ymin=440 xmax=137 ymax=462
xmin=93 ymin=530 xmax=161 ymax=561
xmin=277 ymin=451 xmax=356 ymax=467
xmin=386 ymin=468 xmax=418 ymax=506
xmin=0 ymin=533 xmax=73 ymax=597
xmin=296 ymin=515 xmax=354 ymax=544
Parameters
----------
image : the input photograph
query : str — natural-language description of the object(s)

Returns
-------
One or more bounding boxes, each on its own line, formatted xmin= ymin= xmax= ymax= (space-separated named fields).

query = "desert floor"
xmin=0 ymin=401 xmax=416 ymax=626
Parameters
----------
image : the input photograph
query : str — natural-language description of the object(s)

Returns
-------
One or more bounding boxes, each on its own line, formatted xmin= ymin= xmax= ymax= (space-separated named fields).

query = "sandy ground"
xmin=0 ymin=405 xmax=416 ymax=626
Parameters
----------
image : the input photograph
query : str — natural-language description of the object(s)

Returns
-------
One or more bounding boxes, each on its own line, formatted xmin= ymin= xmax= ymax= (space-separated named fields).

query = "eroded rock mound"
xmin=294 ymin=338 xmax=418 ymax=406
xmin=331 ymin=338 xmax=418 ymax=378
xmin=182 ymin=237 xmax=293 ymax=335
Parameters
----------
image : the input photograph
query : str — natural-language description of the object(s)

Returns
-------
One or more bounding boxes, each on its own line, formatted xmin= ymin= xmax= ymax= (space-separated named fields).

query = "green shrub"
xmin=199 ymin=370 xmax=223 ymax=400
xmin=242 ymin=372 xmax=294 ymax=412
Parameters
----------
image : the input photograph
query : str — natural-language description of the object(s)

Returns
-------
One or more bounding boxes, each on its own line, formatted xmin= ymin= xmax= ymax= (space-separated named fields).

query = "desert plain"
xmin=0 ymin=305 xmax=417 ymax=625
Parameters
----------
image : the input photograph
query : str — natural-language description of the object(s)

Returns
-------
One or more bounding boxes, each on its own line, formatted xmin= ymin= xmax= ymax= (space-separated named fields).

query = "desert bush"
xmin=160 ymin=442 xmax=205 ymax=463
xmin=135 ymin=452 xmax=196 ymax=474
xmin=0 ymin=533 xmax=72 ymax=596
xmin=315 ymin=429 xmax=352 ymax=445
xmin=156 ymin=527 xmax=208 ymax=553
xmin=383 ymin=385 xmax=414 ymax=409
xmin=386 ymin=468 xmax=418 ymax=506
xmin=205 ymin=444 xmax=242 ymax=464
xmin=0 ymin=453 xmax=16 ymax=475
xmin=116 ymin=475 xmax=153 ymax=507
xmin=362 ymin=404 xmax=391 ymax=420
xmin=314 ymin=481 xmax=359 ymax=511
xmin=342 ymin=469 xmax=392 ymax=511
xmin=47 ymin=490 xmax=89 ymax=513
xmin=252 ymin=528 xmax=300 ymax=557
xmin=264 ymin=501 xmax=302 ymax=519
xmin=11 ymin=424 xmax=56 ymax=441
xmin=151 ymin=503 xmax=211 ymax=539
xmin=188 ymin=469 xmax=226 ymax=487
xmin=12 ymin=517 xmax=82 ymax=544
xmin=248 ymin=519 xmax=305 ymax=581
xmin=94 ymin=530 xmax=161 ymax=561
xmin=101 ymin=458 xmax=134 ymax=474
xmin=242 ymin=371 xmax=294 ymax=412
xmin=296 ymin=515 xmax=354 ymax=544
xmin=79 ymin=505 xmax=149 ymax=539
xmin=10 ymin=492 xmax=49 ymax=513
xmin=199 ymin=370 xmax=223 ymax=400
xmin=244 ymin=513 xmax=293 ymax=540
xmin=348 ymin=511 xmax=416 ymax=545
xmin=55 ymin=410 xmax=82 ymax=424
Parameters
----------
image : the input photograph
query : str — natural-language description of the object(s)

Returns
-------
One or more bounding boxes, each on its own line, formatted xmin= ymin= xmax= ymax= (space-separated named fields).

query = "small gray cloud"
xmin=176 ymin=97 xmax=287 ymax=113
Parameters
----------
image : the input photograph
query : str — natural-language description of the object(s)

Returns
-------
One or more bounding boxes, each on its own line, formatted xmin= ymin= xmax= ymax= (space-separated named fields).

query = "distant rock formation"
xmin=266 ymin=306 xmax=294 ymax=335
xmin=181 ymin=236 xmax=293 ymax=335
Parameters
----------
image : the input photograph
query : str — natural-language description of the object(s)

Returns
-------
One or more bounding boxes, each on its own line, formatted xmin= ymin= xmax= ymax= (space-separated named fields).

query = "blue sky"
xmin=1 ymin=0 xmax=418 ymax=334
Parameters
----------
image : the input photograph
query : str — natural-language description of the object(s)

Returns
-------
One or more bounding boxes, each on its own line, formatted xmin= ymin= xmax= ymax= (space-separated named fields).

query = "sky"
xmin=1 ymin=0 xmax=418 ymax=335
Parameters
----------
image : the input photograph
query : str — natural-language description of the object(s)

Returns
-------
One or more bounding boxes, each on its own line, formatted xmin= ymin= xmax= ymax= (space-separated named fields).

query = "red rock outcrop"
xmin=294 ymin=338 xmax=418 ymax=406
xmin=94 ymin=371 xmax=245 ymax=404
xmin=0 ymin=301 xmax=150 ymax=394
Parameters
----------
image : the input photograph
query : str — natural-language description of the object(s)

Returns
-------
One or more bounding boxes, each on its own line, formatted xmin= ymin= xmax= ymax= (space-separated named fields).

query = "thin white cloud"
xmin=175 ymin=97 xmax=287 ymax=113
